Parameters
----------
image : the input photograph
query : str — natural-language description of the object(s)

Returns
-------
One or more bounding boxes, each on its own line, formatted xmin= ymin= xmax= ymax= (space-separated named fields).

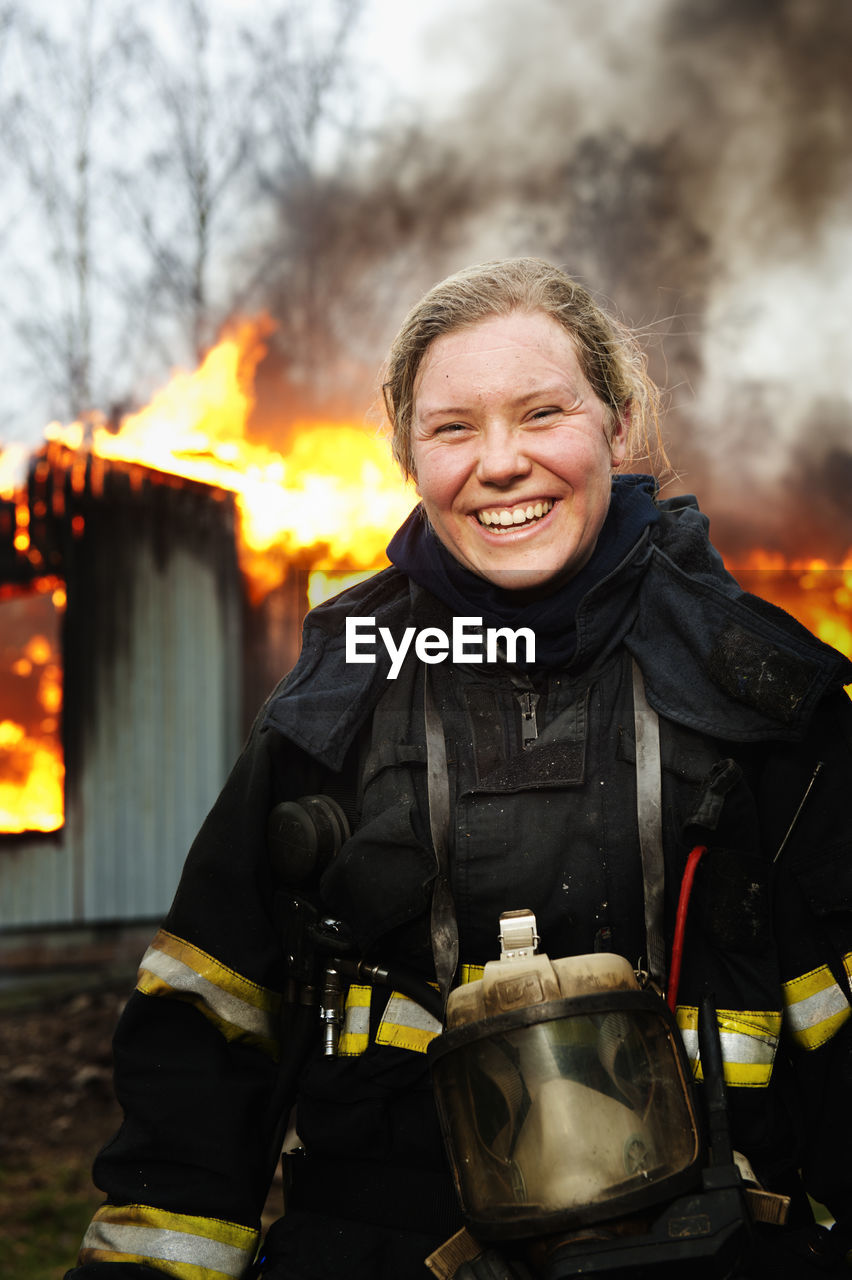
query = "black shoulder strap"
xmin=424 ymin=667 xmax=460 ymax=1015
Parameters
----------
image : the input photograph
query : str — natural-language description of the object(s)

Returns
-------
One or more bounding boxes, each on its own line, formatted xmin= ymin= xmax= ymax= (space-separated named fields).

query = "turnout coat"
xmin=68 ymin=496 xmax=852 ymax=1279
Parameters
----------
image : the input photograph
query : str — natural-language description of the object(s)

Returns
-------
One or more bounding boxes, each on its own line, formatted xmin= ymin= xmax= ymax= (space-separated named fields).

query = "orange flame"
xmin=44 ymin=317 xmax=416 ymax=603
xmin=0 ymin=577 xmax=65 ymax=833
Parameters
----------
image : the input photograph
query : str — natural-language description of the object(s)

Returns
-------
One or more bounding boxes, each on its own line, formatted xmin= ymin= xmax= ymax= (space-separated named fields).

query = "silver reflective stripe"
xmin=342 ymin=1000 xmax=370 ymax=1039
xmin=786 ymin=982 xmax=850 ymax=1038
xmin=676 ymin=1006 xmax=780 ymax=1086
xmin=375 ymin=992 xmax=443 ymax=1052
xmin=82 ymin=1220 xmax=248 ymax=1277
xmin=382 ymin=993 xmax=442 ymax=1035
xmin=140 ymin=945 xmax=274 ymax=1040
xmin=783 ymin=953 xmax=852 ymax=1050
xmin=680 ymin=1027 xmax=776 ymax=1068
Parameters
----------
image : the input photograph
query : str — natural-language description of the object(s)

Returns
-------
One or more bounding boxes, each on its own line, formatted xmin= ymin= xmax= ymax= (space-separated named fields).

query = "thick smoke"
xmin=247 ymin=0 xmax=852 ymax=557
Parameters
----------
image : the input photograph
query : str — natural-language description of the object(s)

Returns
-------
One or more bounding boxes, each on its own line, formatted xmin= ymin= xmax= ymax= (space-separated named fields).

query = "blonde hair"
xmin=383 ymin=257 xmax=665 ymax=479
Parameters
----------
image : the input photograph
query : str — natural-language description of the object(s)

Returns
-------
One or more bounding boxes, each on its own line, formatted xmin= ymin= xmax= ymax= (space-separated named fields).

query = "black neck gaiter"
xmin=386 ymin=474 xmax=659 ymax=669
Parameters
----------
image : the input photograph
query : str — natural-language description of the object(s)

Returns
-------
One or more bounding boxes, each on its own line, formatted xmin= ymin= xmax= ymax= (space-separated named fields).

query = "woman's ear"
xmin=609 ymin=406 xmax=630 ymax=468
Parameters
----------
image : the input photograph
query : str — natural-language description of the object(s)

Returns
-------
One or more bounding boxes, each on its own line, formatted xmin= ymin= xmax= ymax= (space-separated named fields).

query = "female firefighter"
xmin=67 ymin=259 xmax=852 ymax=1280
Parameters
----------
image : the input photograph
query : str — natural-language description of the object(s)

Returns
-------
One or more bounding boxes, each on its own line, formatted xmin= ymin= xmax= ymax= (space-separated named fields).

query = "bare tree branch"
xmin=3 ymin=0 xmax=140 ymax=423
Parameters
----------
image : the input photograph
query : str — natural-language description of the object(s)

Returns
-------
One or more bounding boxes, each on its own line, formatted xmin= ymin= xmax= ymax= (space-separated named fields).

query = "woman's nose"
xmin=475 ymin=428 xmax=531 ymax=486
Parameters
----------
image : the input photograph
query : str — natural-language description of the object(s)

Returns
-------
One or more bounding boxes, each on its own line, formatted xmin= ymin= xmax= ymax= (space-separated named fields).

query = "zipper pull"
xmin=515 ymin=690 xmax=539 ymax=748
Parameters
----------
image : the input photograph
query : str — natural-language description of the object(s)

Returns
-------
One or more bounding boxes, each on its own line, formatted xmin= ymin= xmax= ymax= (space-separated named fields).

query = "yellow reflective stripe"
xmin=338 ymin=983 xmax=371 ymax=1056
xmin=676 ymin=1006 xmax=781 ymax=1087
xmin=137 ymin=929 xmax=281 ymax=1057
xmin=79 ymin=1203 xmax=259 ymax=1280
xmin=375 ymin=991 xmax=442 ymax=1052
xmin=338 ymin=967 xmax=483 ymax=1058
xmin=783 ymin=954 xmax=852 ymax=1050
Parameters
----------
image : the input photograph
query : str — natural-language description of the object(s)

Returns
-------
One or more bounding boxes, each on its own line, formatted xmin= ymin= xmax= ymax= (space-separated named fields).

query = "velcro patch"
xmin=707 ymin=624 xmax=812 ymax=724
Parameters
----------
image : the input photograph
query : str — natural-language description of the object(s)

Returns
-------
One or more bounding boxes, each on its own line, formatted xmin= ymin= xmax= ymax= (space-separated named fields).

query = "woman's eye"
xmin=435 ymin=422 xmax=468 ymax=435
xmin=529 ymin=407 xmax=560 ymax=422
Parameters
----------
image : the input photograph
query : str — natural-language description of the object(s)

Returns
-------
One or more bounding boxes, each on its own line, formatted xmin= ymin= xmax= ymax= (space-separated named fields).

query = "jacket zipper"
xmin=514 ymin=689 xmax=540 ymax=748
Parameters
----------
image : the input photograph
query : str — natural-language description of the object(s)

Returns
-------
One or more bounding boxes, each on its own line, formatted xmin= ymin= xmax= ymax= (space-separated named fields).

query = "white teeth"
xmin=477 ymin=500 xmax=553 ymax=529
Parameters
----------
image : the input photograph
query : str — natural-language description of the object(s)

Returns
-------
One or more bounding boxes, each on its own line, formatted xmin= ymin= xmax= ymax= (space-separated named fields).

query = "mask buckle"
xmin=498 ymin=909 xmax=540 ymax=961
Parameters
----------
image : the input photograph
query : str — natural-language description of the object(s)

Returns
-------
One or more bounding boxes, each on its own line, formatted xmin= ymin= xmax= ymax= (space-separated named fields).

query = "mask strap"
xmin=424 ymin=666 xmax=460 ymax=1015
xmin=632 ymin=658 xmax=666 ymax=986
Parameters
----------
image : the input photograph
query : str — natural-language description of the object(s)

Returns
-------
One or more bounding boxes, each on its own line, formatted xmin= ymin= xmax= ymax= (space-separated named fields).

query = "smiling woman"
xmin=67 ymin=259 xmax=852 ymax=1280
xmin=409 ymin=310 xmax=627 ymax=591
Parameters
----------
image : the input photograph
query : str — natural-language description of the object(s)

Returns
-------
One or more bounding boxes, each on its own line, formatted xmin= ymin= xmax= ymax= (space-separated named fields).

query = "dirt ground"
xmin=0 ymin=979 xmax=284 ymax=1280
xmin=0 ymin=983 xmax=129 ymax=1280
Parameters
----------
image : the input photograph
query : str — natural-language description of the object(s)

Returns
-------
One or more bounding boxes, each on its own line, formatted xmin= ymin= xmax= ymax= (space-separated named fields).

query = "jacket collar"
xmin=627 ymin=498 xmax=852 ymax=741
xmin=263 ymin=499 xmax=852 ymax=766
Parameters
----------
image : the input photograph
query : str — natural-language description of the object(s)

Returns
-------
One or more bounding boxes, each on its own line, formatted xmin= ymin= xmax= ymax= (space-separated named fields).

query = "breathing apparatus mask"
xmin=428 ymin=911 xmax=702 ymax=1244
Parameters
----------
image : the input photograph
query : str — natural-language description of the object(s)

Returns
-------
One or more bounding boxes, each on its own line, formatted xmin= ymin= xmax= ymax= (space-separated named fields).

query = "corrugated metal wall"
xmin=0 ymin=461 xmax=243 ymax=928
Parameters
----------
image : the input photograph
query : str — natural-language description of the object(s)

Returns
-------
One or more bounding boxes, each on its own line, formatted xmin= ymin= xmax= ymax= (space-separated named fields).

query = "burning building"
xmin=0 ymin=444 xmax=245 ymax=980
xmin=0 ymin=322 xmax=415 ymax=985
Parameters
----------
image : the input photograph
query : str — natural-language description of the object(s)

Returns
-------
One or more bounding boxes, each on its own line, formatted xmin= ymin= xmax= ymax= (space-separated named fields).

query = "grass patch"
xmin=0 ymin=1159 xmax=102 ymax=1280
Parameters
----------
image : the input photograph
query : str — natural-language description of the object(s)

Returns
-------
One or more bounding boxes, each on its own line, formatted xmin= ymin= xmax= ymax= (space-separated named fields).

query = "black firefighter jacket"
xmin=67 ymin=496 xmax=852 ymax=1279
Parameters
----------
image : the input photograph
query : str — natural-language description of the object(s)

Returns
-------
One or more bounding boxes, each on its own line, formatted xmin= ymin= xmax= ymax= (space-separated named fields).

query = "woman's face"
xmin=410 ymin=309 xmax=627 ymax=591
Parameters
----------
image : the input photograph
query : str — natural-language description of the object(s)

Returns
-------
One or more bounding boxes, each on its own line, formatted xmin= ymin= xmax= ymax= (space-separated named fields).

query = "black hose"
xmin=258 ymin=999 xmax=321 ymax=1201
xmin=336 ymin=957 xmax=444 ymax=1023
xmin=698 ymin=991 xmax=733 ymax=1168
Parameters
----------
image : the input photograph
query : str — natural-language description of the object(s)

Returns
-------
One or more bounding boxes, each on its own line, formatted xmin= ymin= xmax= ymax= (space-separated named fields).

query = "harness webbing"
xmin=424 ymin=668 xmax=460 ymax=1013
xmin=632 ymin=659 xmax=666 ymax=987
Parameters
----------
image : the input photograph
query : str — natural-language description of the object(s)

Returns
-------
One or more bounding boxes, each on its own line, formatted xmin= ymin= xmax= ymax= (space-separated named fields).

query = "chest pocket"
xmin=467 ymin=685 xmax=589 ymax=794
